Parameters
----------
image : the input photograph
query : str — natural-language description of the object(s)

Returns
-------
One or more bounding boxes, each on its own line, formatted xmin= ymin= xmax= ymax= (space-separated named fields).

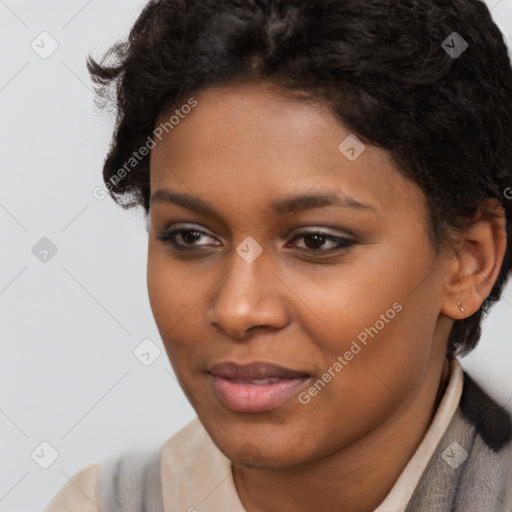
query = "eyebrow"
xmin=150 ymin=189 xmax=376 ymax=217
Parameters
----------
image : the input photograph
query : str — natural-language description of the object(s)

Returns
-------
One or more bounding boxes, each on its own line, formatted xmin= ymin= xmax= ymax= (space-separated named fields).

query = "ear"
xmin=441 ymin=198 xmax=507 ymax=320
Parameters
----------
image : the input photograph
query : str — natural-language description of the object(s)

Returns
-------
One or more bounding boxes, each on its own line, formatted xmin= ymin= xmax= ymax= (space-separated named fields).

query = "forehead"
xmin=149 ymin=82 xmax=425 ymax=223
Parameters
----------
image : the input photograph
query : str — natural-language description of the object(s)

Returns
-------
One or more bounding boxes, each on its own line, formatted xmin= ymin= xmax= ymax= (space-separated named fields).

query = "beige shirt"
xmin=44 ymin=357 xmax=464 ymax=512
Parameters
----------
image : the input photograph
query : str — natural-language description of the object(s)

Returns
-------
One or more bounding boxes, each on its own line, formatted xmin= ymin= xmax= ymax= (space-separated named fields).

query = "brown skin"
xmin=146 ymin=81 xmax=507 ymax=512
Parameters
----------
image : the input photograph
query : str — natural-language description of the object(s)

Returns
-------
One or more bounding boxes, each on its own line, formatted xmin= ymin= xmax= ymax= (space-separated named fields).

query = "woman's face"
xmin=147 ymin=81 xmax=450 ymax=468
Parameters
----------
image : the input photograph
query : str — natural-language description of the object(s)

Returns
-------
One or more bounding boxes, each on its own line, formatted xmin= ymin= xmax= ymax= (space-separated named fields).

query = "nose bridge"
xmin=209 ymin=241 xmax=288 ymax=337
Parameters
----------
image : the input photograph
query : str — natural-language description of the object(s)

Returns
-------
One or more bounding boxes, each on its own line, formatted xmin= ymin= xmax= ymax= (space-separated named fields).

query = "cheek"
xmin=146 ymin=245 xmax=209 ymax=374
xmin=146 ymin=246 xmax=187 ymax=339
xmin=147 ymin=250 xmax=170 ymax=324
xmin=287 ymin=307 xmax=434 ymax=461
xmin=283 ymin=246 xmax=426 ymax=360
xmin=288 ymin=247 xmax=440 ymax=412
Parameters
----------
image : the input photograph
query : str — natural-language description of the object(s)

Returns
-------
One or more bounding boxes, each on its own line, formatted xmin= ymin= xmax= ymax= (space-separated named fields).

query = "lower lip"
xmin=209 ymin=374 xmax=310 ymax=413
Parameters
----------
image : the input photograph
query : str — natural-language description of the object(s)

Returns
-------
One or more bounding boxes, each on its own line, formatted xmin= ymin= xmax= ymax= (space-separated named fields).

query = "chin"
xmin=231 ymin=443 xmax=307 ymax=470
xmin=207 ymin=418 xmax=320 ymax=469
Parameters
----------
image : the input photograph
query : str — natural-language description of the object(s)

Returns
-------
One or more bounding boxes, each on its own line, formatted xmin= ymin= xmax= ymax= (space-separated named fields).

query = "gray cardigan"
xmin=405 ymin=373 xmax=512 ymax=511
xmin=98 ymin=372 xmax=512 ymax=512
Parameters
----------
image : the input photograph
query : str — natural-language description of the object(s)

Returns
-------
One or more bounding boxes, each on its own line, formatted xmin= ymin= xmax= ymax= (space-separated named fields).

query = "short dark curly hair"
xmin=87 ymin=0 xmax=512 ymax=356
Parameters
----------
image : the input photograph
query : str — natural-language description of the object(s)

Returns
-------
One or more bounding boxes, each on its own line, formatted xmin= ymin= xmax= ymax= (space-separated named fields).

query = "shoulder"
xmin=43 ymin=463 xmax=100 ymax=512
xmin=96 ymin=447 xmax=164 ymax=511
xmin=453 ymin=372 xmax=512 ymax=508
xmin=159 ymin=417 xmax=241 ymax=509
xmin=459 ymin=370 xmax=512 ymax=451
xmin=44 ymin=450 xmax=164 ymax=512
xmin=407 ymin=369 xmax=512 ymax=511
xmin=42 ymin=418 xmax=205 ymax=512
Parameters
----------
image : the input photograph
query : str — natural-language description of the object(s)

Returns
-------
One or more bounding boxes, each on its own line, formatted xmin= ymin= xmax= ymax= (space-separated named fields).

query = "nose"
xmin=207 ymin=248 xmax=290 ymax=339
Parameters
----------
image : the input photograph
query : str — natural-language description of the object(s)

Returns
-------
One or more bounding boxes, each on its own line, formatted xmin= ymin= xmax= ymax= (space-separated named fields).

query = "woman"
xmin=44 ymin=0 xmax=512 ymax=510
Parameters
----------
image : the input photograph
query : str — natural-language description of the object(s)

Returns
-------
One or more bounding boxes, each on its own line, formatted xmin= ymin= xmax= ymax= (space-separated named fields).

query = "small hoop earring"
xmin=457 ymin=299 xmax=465 ymax=314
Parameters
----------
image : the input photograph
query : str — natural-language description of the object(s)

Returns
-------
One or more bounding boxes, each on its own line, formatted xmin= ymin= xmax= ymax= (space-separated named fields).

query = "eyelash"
xmin=156 ymin=226 xmax=356 ymax=255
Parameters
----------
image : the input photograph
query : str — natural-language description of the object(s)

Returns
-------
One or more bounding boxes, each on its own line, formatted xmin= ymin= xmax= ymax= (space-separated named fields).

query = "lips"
xmin=208 ymin=361 xmax=311 ymax=413
xmin=209 ymin=361 xmax=310 ymax=380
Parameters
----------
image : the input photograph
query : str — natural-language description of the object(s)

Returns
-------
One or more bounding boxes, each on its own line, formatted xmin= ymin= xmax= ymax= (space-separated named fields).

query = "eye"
xmin=157 ymin=226 xmax=218 ymax=250
xmin=157 ymin=225 xmax=356 ymax=255
xmin=287 ymin=231 xmax=356 ymax=253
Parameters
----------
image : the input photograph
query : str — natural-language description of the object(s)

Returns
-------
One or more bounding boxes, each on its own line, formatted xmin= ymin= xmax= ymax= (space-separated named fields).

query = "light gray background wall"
xmin=1 ymin=1 xmax=512 ymax=510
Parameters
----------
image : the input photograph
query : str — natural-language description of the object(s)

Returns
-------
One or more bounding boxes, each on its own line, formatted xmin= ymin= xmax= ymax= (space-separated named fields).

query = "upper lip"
xmin=209 ymin=361 xmax=310 ymax=380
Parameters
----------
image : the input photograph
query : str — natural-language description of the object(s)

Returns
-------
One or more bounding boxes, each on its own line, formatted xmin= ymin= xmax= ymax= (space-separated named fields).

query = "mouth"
xmin=208 ymin=361 xmax=312 ymax=413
